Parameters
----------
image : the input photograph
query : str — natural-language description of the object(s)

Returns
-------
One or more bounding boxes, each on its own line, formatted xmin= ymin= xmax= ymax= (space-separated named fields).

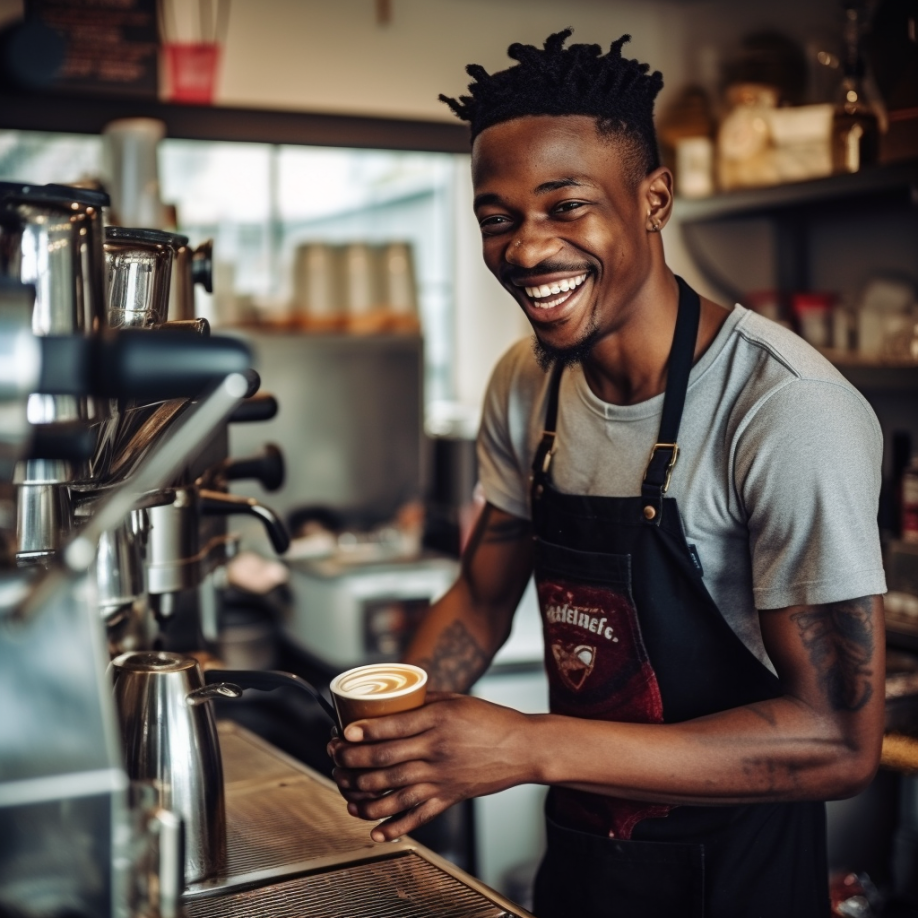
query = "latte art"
xmin=333 ymin=664 xmax=426 ymax=699
xmin=331 ymin=663 xmax=427 ymax=726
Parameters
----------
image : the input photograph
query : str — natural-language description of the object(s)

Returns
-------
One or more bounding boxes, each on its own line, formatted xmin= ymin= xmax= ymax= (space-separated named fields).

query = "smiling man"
xmin=329 ymin=31 xmax=887 ymax=917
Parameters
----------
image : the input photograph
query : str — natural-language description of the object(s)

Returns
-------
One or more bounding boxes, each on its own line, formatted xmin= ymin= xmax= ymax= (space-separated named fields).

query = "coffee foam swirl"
xmin=332 ymin=664 xmax=426 ymax=699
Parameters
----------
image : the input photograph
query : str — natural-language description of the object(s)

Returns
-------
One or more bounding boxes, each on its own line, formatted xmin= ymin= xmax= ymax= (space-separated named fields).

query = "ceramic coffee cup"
xmin=330 ymin=663 xmax=428 ymax=728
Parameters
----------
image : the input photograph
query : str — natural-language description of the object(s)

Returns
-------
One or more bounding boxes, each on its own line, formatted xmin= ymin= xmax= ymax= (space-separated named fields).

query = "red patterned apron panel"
xmin=536 ymin=573 xmax=671 ymax=839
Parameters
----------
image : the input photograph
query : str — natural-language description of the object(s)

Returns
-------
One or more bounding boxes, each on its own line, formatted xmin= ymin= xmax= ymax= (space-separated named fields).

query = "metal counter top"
xmin=182 ymin=721 xmax=533 ymax=918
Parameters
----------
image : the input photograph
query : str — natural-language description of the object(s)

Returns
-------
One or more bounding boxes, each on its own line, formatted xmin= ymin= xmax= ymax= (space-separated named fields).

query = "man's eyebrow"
xmin=534 ymin=178 xmax=586 ymax=194
xmin=474 ymin=178 xmax=592 ymax=210
xmin=473 ymin=192 xmax=501 ymax=209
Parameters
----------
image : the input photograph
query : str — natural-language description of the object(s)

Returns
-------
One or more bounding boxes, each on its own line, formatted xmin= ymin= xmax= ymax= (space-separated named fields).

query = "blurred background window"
xmin=0 ymin=130 xmax=458 ymax=406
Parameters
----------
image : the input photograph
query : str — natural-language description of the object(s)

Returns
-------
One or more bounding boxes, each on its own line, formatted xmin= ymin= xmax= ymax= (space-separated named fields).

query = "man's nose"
xmin=505 ymin=225 xmax=559 ymax=267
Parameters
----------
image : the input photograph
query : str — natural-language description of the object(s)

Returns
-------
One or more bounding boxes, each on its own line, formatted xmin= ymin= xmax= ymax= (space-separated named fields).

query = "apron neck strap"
xmin=640 ymin=276 xmax=701 ymax=523
xmin=531 ymin=360 xmax=564 ymax=488
xmin=530 ymin=276 xmax=702 ymax=516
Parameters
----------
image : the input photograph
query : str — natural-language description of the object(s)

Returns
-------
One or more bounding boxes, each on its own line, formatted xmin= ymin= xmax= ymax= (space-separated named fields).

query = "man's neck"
xmin=580 ymin=272 xmax=730 ymax=407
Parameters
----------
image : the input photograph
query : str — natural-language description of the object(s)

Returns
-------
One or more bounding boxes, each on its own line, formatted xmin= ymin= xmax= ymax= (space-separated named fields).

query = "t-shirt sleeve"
xmin=477 ymin=346 xmax=534 ymax=521
xmin=735 ymin=378 xmax=887 ymax=610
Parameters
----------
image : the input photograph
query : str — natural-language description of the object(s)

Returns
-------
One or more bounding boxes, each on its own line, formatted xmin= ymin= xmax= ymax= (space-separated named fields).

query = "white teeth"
xmin=523 ymin=273 xmax=587 ymax=300
xmin=534 ymin=291 xmax=571 ymax=309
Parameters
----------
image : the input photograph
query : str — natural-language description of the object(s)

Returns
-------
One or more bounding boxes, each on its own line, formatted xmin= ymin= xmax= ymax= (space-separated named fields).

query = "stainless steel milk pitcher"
xmin=110 ymin=651 xmax=337 ymax=885
xmin=110 ymin=651 xmax=242 ymax=883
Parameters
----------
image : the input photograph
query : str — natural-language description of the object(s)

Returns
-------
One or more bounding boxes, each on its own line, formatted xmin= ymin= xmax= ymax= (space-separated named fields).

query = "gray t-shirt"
xmin=478 ymin=304 xmax=887 ymax=666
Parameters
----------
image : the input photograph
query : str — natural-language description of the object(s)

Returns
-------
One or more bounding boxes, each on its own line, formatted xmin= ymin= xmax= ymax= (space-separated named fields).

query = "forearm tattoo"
xmin=416 ymin=620 xmax=489 ymax=692
xmin=790 ymin=596 xmax=875 ymax=712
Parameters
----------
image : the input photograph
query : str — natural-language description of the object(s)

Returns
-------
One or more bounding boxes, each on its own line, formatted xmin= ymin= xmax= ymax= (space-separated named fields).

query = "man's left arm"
xmin=539 ymin=593 xmax=885 ymax=804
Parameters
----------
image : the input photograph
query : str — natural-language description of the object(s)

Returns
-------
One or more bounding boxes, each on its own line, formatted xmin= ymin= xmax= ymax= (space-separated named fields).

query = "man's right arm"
xmin=404 ymin=502 xmax=534 ymax=692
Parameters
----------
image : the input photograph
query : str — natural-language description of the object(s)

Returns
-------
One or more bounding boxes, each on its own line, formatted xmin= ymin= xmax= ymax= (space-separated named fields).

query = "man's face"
xmin=471 ymin=114 xmax=653 ymax=366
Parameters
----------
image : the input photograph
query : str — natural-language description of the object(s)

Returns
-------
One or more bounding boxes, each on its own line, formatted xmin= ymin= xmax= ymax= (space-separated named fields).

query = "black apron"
xmin=530 ymin=278 xmax=829 ymax=918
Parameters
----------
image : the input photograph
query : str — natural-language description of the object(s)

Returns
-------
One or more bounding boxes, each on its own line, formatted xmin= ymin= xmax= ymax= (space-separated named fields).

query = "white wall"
xmin=191 ymin=0 xmax=684 ymax=122
xmin=0 ymin=0 xmax=685 ymax=120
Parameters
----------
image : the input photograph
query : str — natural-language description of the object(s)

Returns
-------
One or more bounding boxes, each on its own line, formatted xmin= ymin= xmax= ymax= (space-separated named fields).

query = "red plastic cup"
xmin=164 ymin=43 xmax=221 ymax=105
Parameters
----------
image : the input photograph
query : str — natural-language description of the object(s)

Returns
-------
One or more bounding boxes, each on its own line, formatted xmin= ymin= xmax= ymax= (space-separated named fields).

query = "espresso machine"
xmin=0 ymin=181 xmax=289 ymax=917
xmin=0 ymin=272 xmax=256 ymax=918
xmin=0 ymin=185 xmax=288 ymax=654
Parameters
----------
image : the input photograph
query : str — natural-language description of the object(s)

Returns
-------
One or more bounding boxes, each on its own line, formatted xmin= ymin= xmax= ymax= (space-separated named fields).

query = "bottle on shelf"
xmin=831 ymin=1 xmax=881 ymax=174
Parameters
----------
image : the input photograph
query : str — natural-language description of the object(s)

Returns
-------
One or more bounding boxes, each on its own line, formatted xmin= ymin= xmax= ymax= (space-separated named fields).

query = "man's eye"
xmin=554 ymin=200 xmax=585 ymax=214
xmin=479 ymin=215 xmax=512 ymax=234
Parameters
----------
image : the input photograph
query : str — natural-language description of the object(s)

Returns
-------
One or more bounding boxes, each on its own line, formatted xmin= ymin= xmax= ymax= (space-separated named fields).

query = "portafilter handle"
xmin=229 ymin=392 xmax=278 ymax=424
xmin=204 ymin=668 xmax=338 ymax=725
xmin=36 ymin=331 xmax=252 ymax=400
xmin=221 ymin=443 xmax=285 ymax=492
xmin=198 ymin=488 xmax=291 ymax=554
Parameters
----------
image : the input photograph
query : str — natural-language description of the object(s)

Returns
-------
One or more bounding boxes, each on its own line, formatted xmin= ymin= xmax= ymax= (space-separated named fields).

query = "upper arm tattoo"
xmin=790 ymin=597 xmax=875 ymax=712
xmin=461 ymin=504 xmax=531 ymax=573
xmin=416 ymin=620 xmax=489 ymax=692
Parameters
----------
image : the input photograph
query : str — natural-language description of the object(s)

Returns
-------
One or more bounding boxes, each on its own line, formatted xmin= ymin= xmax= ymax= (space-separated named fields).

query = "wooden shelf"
xmin=0 ymin=88 xmax=470 ymax=153
xmin=677 ymin=158 xmax=918 ymax=303
xmin=818 ymin=349 xmax=918 ymax=391
xmin=676 ymin=159 xmax=918 ymax=225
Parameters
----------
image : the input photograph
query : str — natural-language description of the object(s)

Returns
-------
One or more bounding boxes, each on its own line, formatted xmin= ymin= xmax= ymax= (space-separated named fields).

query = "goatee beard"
xmin=531 ymin=321 xmax=601 ymax=372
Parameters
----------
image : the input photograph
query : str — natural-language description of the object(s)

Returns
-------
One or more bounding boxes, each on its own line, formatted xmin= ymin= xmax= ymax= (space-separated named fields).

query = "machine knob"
xmin=228 ymin=393 xmax=278 ymax=424
xmin=222 ymin=444 xmax=285 ymax=492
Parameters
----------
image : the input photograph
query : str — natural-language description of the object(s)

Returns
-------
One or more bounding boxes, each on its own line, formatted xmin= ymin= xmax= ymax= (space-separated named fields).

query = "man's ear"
xmin=643 ymin=167 xmax=674 ymax=232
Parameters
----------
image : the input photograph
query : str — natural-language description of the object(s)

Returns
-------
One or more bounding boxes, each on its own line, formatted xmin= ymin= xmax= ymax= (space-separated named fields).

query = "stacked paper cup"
xmin=292 ymin=243 xmax=342 ymax=331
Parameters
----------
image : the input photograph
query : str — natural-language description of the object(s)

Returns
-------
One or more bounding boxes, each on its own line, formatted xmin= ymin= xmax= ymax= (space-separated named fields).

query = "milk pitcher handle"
xmin=205 ymin=668 xmax=338 ymax=725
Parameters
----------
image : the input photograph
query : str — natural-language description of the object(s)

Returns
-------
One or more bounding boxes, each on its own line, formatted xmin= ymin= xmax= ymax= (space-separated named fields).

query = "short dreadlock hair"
xmin=440 ymin=29 xmax=664 ymax=187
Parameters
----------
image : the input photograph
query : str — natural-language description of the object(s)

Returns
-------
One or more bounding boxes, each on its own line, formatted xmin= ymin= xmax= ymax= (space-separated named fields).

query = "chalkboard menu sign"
xmin=25 ymin=0 xmax=159 ymax=97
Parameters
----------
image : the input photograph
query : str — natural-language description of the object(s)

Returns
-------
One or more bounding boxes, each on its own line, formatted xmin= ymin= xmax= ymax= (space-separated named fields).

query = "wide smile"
xmin=513 ymin=272 xmax=591 ymax=320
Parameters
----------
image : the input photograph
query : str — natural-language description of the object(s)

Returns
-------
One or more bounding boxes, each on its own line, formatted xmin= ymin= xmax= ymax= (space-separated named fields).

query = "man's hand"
xmin=327 ymin=692 xmax=533 ymax=841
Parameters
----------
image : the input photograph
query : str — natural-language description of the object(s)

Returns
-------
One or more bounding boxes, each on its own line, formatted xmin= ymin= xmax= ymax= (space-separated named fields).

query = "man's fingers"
xmin=341 ymin=694 xmax=460 ymax=743
xmin=342 ymin=705 xmax=436 ymax=743
xmin=331 ymin=735 xmax=433 ymax=771
xmin=334 ymin=762 xmax=427 ymax=795
xmin=370 ymin=798 xmax=446 ymax=842
xmin=332 ymin=771 xmax=390 ymax=803
xmin=347 ymin=783 xmax=438 ymax=822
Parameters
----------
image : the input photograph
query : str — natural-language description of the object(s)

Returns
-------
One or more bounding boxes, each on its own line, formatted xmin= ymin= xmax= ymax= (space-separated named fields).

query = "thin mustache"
xmin=502 ymin=261 xmax=593 ymax=286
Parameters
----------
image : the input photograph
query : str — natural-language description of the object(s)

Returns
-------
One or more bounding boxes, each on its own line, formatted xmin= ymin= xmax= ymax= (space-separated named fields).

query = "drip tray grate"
xmin=218 ymin=724 xmax=305 ymax=788
xmin=224 ymin=776 xmax=376 ymax=877
xmin=185 ymin=851 xmax=513 ymax=918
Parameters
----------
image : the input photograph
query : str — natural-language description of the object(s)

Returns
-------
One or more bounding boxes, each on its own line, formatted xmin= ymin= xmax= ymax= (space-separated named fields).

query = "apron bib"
xmin=530 ymin=278 xmax=829 ymax=918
